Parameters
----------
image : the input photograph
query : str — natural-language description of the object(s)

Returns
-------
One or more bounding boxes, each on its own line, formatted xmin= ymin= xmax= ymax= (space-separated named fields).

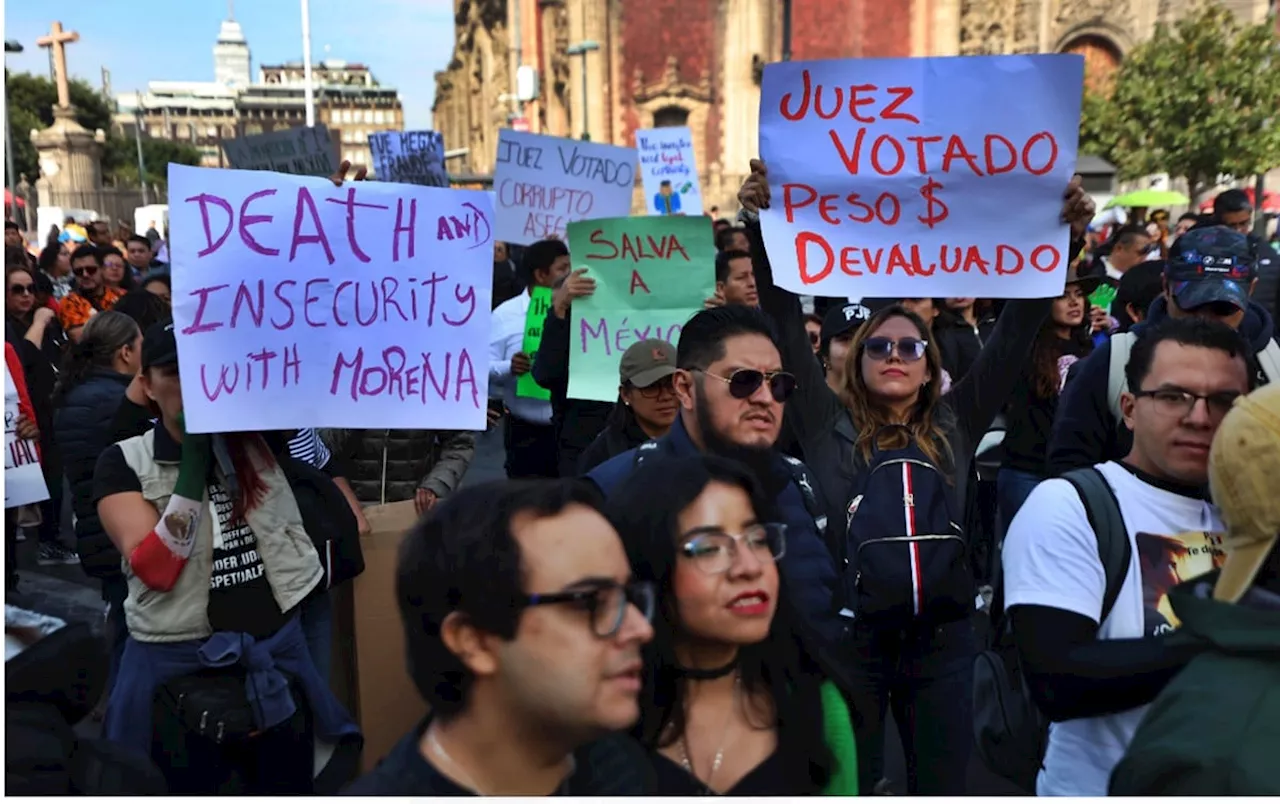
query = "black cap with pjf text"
xmin=820 ymin=302 xmax=871 ymax=348
xmin=142 ymin=321 xmax=179 ymax=369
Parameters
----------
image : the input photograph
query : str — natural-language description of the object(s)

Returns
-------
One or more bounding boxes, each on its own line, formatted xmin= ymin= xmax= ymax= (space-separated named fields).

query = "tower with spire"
xmin=213 ymin=0 xmax=251 ymax=88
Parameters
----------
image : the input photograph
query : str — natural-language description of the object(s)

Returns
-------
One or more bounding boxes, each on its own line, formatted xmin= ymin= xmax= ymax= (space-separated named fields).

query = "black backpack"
xmin=972 ymin=467 xmax=1133 ymax=792
xmin=278 ymin=456 xmax=365 ymax=589
xmin=845 ymin=426 xmax=971 ymax=625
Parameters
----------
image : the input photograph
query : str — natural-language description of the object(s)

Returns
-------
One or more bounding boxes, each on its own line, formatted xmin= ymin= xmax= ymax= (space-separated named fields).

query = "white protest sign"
xmin=168 ymin=164 xmax=494 ymax=433
xmin=493 ymin=129 xmax=637 ymax=245
xmin=4 ymin=370 xmax=48 ymax=508
xmin=759 ymin=54 xmax=1083 ymax=298
xmin=636 ymin=126 xmax=703 ymax=217
xmin=369 ymin=130 xmax=449 ymax=187
xmin=223 ymin=125 xmax=339 ymax=177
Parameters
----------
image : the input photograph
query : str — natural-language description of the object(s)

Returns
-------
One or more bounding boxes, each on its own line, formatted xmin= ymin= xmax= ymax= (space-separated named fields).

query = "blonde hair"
xmin=838 ymin=304 xmax=953 ymax=470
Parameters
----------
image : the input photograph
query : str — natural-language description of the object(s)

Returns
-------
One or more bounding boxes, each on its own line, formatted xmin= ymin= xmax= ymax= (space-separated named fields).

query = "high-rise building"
xmin=113 ymin=9 xmax=402 ymax=171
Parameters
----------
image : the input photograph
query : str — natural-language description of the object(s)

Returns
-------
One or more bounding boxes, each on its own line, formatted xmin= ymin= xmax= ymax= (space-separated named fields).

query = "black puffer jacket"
xmin=52 ymin=369 xmax=131 ymax=580
xmin=332 ymin=429 xmax=475 ymax=506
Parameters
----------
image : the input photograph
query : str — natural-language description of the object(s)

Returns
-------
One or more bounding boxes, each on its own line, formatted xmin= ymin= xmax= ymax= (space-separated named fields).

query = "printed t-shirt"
xmin=92 ymin=425 xmax=289 ymax=638
xmin=58 ymin=287 xmax=123 ymax=332
xmin=1001 ymin=460 xmax=1225 ymax=796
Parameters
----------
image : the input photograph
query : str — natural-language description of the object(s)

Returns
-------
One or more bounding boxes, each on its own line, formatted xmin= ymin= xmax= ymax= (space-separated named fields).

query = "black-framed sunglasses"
xmin=863 ymin=336 xmax=928 ymax=363
xmin=8 ymin=283 xmax=33 ymax=295
xmin=518 ymin=580 xmax=656 ymax=638
xmin=72 ymin=265 xmax=98 ymax=277
xmin=698 ymin=368 xmax=797 ymax=402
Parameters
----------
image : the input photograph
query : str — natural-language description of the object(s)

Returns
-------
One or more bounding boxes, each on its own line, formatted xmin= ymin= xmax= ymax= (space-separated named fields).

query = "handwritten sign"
xmin=4 ymin=370 xmax=48 ymax=508
xmin=493 ymin=130 xmax=637 ymax=245
xmin=168 ymin=164 xmax=493 ymax=433
xmin=518 ymin=287 xmax=553 ymax=400
xmin=566 ymin=217 xmax=714 ymax=401
xmin=223 ymin=125 xmax=339 ymax=177
xmin=369 ymin=130 xmax=449 ymax=187
xmin=637 ymin=126 xmax=703 ymax=216
xmin=758 ymin=55 xmax=1083 ymax=298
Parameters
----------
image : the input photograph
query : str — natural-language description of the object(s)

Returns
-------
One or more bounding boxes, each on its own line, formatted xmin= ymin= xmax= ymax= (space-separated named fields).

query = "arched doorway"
xmin=653 ymin=105 xmax=690 ymax=129
xmin=1061 ymin=35 xmax=1122 ymax=93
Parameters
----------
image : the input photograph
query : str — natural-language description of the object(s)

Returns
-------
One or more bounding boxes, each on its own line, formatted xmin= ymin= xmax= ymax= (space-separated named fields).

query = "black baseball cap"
xmin=820 ymin=302 xmax=871 ymax=348
xmin=1165 ymin=226 xmax=1256 ymax=311
xmin=142 ymin=320 xmax=179 ymax=369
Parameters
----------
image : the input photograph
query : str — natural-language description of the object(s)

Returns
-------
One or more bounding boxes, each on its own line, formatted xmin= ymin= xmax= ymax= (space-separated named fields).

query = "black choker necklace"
xmin=674 ymin=657 xmax=738 ymax=680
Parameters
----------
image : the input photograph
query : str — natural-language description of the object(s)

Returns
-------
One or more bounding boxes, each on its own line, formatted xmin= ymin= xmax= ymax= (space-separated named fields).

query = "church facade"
xmin=432 ymin=0 xmax=1271 ymax=210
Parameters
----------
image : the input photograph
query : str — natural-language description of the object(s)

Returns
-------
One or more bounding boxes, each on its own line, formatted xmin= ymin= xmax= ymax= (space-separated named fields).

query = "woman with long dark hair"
xmin=606 ymin=454 xmax=858 ymax=795
xmin=996 ymin=269 xmax=1099 ymax=529
xmin=51 ymin=311 xmax=143 ymax=707
xmin=36 ymin=242 xmax=72 ymax=301
xmin=94 ymin=322 xmax=358 ymax=794
xmin=734 ymin=159 xmax=1095 ymax=794
xmin=5 ymin=264 xmax=74 ymax=565
xmin=100 ymin=247 xmax=137 ymax=293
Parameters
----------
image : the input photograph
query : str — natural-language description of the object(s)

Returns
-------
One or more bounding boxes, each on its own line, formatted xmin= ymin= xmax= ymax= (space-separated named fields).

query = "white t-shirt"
xmin=1002 ymin=461 xmax=1226 ymax=797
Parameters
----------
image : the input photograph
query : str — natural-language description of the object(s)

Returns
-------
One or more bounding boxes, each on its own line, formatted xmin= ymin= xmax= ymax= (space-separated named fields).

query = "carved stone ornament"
xmin=1055 ymin=0 xmax=1132 ymax=29
xmin=632 ymin=55 xmax=712 ymax=105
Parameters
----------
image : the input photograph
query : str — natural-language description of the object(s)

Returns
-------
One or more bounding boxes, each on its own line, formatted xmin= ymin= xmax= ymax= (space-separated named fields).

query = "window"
xmin=653 ymin=106 xmax=689 ymax=128
xmin=175 ymin=123 xmax=189 ymax=138
xmin=373 ymin=110 xmax=384 ymax=124
xmin=363 ymin=109 xmax=373 ymax=124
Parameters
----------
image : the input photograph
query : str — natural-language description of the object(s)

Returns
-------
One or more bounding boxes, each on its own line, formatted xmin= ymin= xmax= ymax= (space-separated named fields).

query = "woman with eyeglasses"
xmin=606 ymin=454 xmax=858 ymax=796
xmin=100 ymin=247 xmax=137 ymax=294
xmin=735 ymin=159 xmax=1096 ymax=794
xmin=579 ymin=339 xmax=680 ymax=473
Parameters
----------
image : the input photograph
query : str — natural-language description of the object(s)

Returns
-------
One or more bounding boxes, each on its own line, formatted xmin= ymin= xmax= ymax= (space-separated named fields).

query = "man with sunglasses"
xmin=1049 ymin=226 xmax=1279 ymax=476
xmin=588 ymin=305 xmax=846 ymax=650
xmin=1003 ymin=316 xmax=1254 ymax=796
xmin=59 ymin=245 xmax=123 ymax=342
xmin=346 ymin=479 xmax=657 ymax=795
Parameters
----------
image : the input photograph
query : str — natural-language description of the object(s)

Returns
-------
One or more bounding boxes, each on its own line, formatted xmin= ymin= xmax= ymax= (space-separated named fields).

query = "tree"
xmin=1078 ymin=2 xmax=1280 ymax=200
xmin=4 ymin=70 xmax=201 ymax=189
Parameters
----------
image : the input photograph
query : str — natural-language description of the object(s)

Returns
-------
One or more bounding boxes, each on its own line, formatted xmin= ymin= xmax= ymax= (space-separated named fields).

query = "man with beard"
xmin=588 ymin=305 xmax=846 ymax=648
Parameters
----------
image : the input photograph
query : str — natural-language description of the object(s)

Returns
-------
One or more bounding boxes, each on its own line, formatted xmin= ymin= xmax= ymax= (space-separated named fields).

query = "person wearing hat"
xmin=1049 ymin=224 xmax=1280 ymax=476
xmin=817 ymin=302 xmax=869 ymax=394
xmin=1109 ymin=259 xmax=1165 ymax=333
xmin=1110 ymin=383 xmax=1280 ymax=796
xmin=578 ymin=339 xmax=679 ymax=473
xmin=997 ymin=266 xmax=1103 ymax=529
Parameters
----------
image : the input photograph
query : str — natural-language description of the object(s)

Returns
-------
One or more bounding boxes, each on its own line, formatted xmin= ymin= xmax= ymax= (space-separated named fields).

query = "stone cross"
xmin=36 ymin=21 xmax=80 ymax=110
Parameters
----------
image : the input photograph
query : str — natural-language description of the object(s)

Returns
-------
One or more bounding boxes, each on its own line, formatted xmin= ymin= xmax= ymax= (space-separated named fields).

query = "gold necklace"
xmin=678 ymin=673 xmax=740 ymax=790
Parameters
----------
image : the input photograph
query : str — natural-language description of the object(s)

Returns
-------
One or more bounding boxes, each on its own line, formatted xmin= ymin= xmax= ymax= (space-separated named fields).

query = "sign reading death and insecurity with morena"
xmin=493 ymin=130 xmax=637 ymax=245
xmin=168 ymin=164 xmax=493 ymax=433
xmin=759 ymin=54 xmax=1083 ymax=298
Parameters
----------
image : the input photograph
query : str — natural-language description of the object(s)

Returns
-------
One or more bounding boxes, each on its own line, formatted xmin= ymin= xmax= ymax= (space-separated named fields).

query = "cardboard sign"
xmin=758 ymin=55 xmax=1083 ymax=298
xmin=637 ymin=126 xmax=703 ymax=216
xmin=4 ymin=370 xmax=48 ymax=508
xmin=369 ymin=130 xmax=449 ymax=187
xmin=493 ymin=130 xmax=637 ymax=245
xmin=517 ymin=287 xmax=553 ymax=400
xmin=223 ymin=125 xmax=339 ymax=177
xmin=168 ymin=164 xmax=494 ymax=433
xmin=566 ymin=217 xmax=715 ymax=401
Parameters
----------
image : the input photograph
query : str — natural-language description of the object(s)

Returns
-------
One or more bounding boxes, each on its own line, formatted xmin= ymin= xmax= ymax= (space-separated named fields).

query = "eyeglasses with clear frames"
xmin=1132 ymin=387 xmax=1241 ymax=420
xmin=679 ymin=523 xmax=787 ymax=575
xmin=517 ymin=580 xmax=656 ymax=638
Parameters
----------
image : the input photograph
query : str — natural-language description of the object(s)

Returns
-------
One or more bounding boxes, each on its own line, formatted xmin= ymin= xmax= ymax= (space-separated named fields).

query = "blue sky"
xmin=4 ymin=0 xmax=456 ymax=129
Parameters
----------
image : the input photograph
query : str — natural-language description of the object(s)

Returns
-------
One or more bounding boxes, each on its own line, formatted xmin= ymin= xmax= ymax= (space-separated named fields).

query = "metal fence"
xmin=13 ymin=180 xmax=167 ymax=240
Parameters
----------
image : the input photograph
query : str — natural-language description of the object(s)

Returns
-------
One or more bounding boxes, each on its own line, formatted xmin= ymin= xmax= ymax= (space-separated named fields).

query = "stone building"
xmin=432 ymin=0 xmax=1272 ymax=210
xmin=113 ymin=11 xmax=403 ymax=170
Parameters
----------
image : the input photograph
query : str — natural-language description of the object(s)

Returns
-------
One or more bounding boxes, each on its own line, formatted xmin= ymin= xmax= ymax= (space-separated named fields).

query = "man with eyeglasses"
xmin=588 ymin=305 xmax=845 ymax=650
xmin=59 ymin=245 xmax=123 ymax=342
xmin=1049 ymin=226 xmax=1279 ymax=475
xmin=1002 ymin=316 xmax=1255 ymax=796
xmin=346 ymin=478 xmax=658 ymax=795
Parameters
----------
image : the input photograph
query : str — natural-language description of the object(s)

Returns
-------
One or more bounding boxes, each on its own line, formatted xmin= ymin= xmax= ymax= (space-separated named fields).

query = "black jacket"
xmin=934 ymin=309 xmax=997 ymax=383
xmin=532 ymin=306 xmax=613 ymax=477
xmin=1046 ymin=295 xmax=1276 ymax=475
xmin=747 ymin=221 xmax=1058 ymax=595
xmin=578 ymin=410 xmax=648 ymax=474
xmin=1248 ymin=234 xmax=1280 ymax=323
xmin=332 ymin=429 xmax=475 ymax=506
xmin=52 ymin=370 xmax=132 ymax=580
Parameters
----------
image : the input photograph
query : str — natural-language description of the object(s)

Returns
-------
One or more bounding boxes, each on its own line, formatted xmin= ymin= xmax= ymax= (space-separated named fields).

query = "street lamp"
xmin=781 ymin=0 xmax=793 ymax=61
xmin=4 ymin=40 xmax=23 ymax=227
xmin=301 ymin=0 xmax=316 ymax=128
xmin=133 ymin=90 xmax=150 ymax=205
xmin=566 ymin=40 xmax=599 ymax=141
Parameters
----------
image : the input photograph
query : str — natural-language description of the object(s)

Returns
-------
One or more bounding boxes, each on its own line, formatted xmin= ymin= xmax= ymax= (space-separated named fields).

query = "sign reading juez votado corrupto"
xmin=493 ymin=130 xmax=637 ymax=245
xmin=758 ymin=54 xmax=1083 ymax=299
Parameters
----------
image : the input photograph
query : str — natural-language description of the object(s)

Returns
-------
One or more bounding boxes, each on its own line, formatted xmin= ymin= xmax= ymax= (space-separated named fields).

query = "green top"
xmin=820 ymin=680 xmax=859 ymax=796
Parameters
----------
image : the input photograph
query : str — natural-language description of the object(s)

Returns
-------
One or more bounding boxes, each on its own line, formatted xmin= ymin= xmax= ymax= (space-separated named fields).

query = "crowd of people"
xmin=5 ymin=159 xmax=1280 ymax=796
